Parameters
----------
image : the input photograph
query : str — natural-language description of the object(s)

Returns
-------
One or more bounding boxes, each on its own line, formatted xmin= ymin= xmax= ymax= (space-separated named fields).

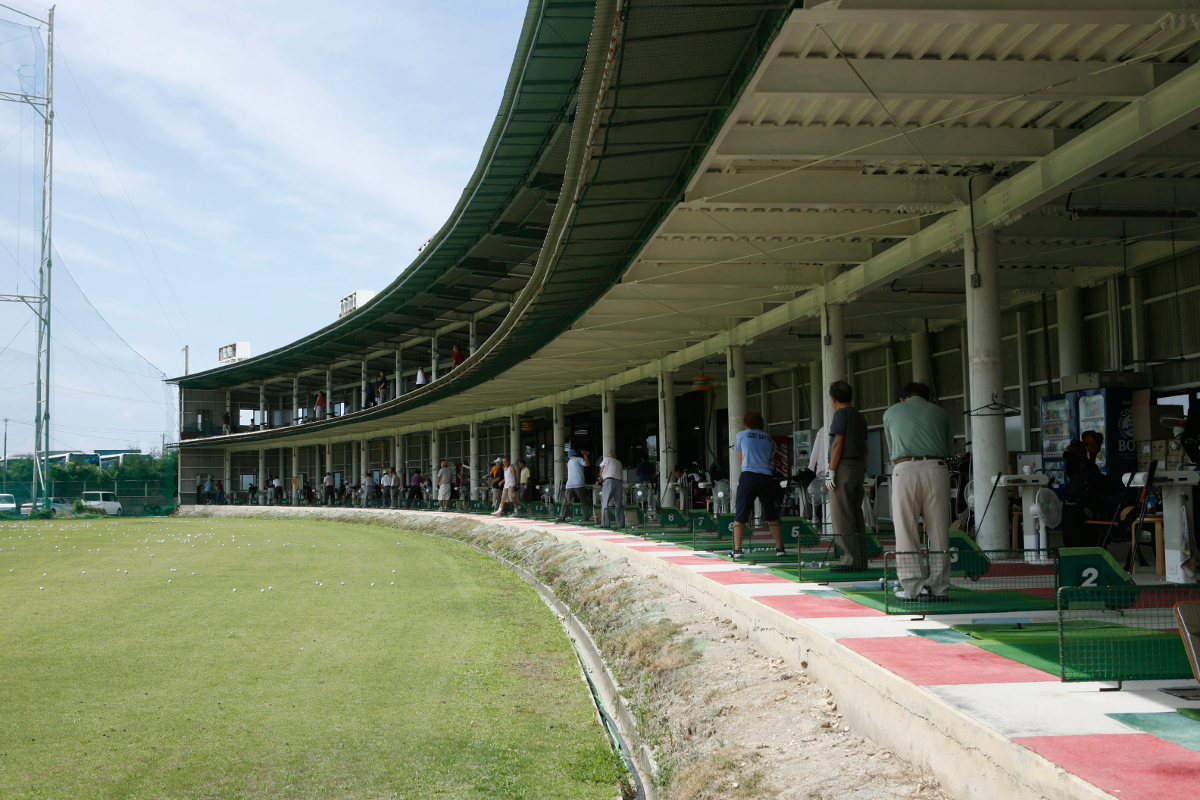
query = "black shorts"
xmin=734 ymin=471 xmax=779 ymax=524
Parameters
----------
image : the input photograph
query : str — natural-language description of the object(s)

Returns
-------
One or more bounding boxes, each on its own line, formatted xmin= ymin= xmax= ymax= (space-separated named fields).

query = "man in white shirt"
xmin=380 ymin=470 xmax=392 ymax=508
xmin=322 ymin=472 xmax=334 ymax=506
xmin=555 ymin=449 xmax=592 ymax=522
xmin=492 ymin=457 xmax=518 ymax=517
xmin=597 ymin=452 xmax=625 ymax=528
xmin=436 ymin=460 xmax=454 ymax=511
xmin=361 ymin=473 xmax=374 ymax=508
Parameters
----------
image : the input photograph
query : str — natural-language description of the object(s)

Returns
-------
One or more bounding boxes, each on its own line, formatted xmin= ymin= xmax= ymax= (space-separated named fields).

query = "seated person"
xmin=1061 ymin=440 xmax=1120 ymax=548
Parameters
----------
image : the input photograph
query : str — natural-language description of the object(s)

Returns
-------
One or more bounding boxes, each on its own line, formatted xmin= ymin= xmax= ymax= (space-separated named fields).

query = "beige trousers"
xmin=891 ymin=459 xmax=951 ymax=596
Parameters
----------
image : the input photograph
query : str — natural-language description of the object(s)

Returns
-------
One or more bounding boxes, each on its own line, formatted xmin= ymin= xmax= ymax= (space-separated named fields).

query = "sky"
xmin=0 ymin=0 xmax=527 ymax=457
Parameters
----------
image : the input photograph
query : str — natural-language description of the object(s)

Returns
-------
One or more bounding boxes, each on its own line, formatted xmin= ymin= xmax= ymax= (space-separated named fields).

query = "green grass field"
xmin=0 ymin=517 xmax=620 ymax=799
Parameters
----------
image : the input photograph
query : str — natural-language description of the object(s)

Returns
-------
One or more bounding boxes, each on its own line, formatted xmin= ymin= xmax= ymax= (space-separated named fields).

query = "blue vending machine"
xmin=1068 ymin=388 xmax=1137 ymax=480
xmin=1040 ymin=394 xmax=1072 ymax=489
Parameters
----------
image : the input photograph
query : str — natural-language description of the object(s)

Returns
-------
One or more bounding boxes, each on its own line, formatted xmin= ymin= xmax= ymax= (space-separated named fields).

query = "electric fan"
xmin=1027 ymin=487 xmax=1061 ymax=564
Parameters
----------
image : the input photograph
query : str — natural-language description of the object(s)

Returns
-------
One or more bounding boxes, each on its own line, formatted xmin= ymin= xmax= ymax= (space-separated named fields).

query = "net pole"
xmin=31 ymin=9 xmax=52 ymax=511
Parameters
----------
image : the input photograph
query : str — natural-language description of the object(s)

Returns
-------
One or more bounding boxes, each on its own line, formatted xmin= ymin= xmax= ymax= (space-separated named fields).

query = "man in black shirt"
xmin=827 ymin=381 xmax=869 ymax=572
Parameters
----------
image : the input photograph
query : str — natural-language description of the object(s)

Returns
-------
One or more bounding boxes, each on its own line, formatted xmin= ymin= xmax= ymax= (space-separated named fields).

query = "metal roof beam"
xmin=824 ymin=58 xmax=1200 ymax=306
xmin=756 ymin=59 xmax=1189 ymax=103
xmin=792 ymin=2 xmax=1200 ymax=26
xmin=686 ymin=172 xmax=967 ymax=208
xmin=718 ymin=127 xmax=1200 ymax=164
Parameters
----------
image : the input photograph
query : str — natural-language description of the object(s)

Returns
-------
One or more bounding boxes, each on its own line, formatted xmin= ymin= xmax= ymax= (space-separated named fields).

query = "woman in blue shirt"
xmin=731 ymin=410 xmax=785 ymax=560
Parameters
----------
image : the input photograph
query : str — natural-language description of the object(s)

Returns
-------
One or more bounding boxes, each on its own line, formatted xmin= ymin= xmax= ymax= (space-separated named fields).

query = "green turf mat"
xmin=1180 ymin=708 xmax=1200 ymax=723
xmin=1107 ymin=712 xmax=1200 ymax=752
xmin=946 ymin=621 xmax=1190 ymax=679
xmin=909 ymin=628 xmax=973 ymax=644
xmin=839 ymin=589 xmax=890 ymax=612
xmin=767 ymin=565 xmax=886 ymax=582
xmin=841 ymin=587 xmax=1057 ymax=615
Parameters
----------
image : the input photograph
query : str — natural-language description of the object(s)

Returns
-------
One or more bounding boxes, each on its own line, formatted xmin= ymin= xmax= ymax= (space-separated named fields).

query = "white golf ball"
xmin=370 ymin=583 xmax=374 ymax=586
xmin=168 ymin=580 xmax=172 ymax=583
xmin=232 ymin=588 xmax=237 ymax=592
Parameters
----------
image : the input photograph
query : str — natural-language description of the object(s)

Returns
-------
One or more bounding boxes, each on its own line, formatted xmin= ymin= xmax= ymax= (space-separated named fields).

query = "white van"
xmin=81 ymin=491 xmax=123 ymax=516
xmin=0 ymin=493 xmax=15 ymax=513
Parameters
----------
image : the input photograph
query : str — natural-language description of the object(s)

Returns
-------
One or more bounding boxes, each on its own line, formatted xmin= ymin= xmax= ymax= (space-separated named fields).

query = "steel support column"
xmin=1129 ymin=274 xmax=1147 ymax=372
xmin=821 ymin=303 xmax=846 ymax=437
xmin=510 ymin=411 xmax=521 ymax=469
xmin=659 ymin=371 xmax=677 ymax=507
xmin=726 ymin=344 xmax=746 ymax=497
xmin=602 ymin=390 xmax=617 ymax=457
xmin=469 ymin=421 xmax=480 ymax=501
xmin=809 ymin=360 xmax=823 ymax=431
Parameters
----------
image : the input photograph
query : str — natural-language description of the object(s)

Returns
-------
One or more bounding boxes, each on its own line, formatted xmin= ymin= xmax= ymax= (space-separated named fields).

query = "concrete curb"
xmin=175 ymin=506 xmax=1115 ymax=800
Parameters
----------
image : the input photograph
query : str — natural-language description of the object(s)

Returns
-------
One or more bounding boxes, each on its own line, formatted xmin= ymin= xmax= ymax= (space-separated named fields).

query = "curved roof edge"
xmin=174 ymin=0 xmax=583 ymax=389
xmin=177 ymin=0 xmax=796 ymax=448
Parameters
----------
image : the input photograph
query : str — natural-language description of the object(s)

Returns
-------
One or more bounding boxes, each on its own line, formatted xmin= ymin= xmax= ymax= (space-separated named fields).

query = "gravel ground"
xmin=494 ymin=530 xmax=954 ymax=800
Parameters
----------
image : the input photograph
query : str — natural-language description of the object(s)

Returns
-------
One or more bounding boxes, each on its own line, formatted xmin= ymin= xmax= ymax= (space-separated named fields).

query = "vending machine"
xmin=1040 ymin=394 xmax=1071 ymax=488
xmin=1068 ymin=387 xmax=1136 ymax=479
xmin=1040 ymin=389 xmax=1138 ymax=489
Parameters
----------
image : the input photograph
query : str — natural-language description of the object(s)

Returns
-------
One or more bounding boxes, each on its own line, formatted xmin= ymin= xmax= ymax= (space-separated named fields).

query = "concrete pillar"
xmin=552 ymin=403 xmax=566 ymax=497
xmin=964 ymin=177 xmax=1008 ymax=550
xmin=325 ymin=369 xmax=332 ymax=418
xmin=361 ymin=360 xmax=368 ymax=410
xmin=291 ymin=445 xmax=299 ymax=503
xmin=726 ymin=345 xmax=746 ymax=496
xmin=222 ymin=449 xmax=231 ymax=498
xmin=1129 ymin=274 xmax=1147 ymax=372
xmin=395 ymin=349 xmax=402 ymax=398
xmin=469 ymin=421 xmax=480 ymax=501
xmin=510 ymin=411 xmax=521 ymax=468
xmin=1056 ymin=286 xmax=1084 ymax=378
xmin=821 ymin=303 xmax=847 ymax=436
xmin=257 ymin=448 xmax=265 ymax=504
xmin=258 ymin=383 xmax=266 ymax=430
xmin=602 ymin=390 xmax=617 ymax=456
xmin=1015 ymin=309 xmax=1031 ymax=452
xmin=808 ymin=360 xmax=823 ymax=431
xmin=430 ymin=429 xmax=440 ymax=496
xmin=469 ymin=319 xmax=478 ymax=355
xmin=911 ymin=329 xmax=932 ymax=388
xmin=324 ymin=439 xmax=332 ymax=476
xmin=431 ymin=333 xmax=440 ymax=382
xmin=292 ymin=377 xmax=299 ymax=425
xmin=225 ymin=391 xmax=232 ymax=434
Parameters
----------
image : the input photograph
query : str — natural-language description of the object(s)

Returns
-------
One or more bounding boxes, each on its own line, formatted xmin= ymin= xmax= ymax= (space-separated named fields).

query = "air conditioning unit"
xmin=218 ymin=342 xmax=251 ymax=365
xmin=339 ymin=290 xmax=377 ymax=319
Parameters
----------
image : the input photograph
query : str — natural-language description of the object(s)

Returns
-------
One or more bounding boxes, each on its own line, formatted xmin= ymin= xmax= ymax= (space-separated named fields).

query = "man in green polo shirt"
xmin=882 ymin=382 xmax=956 ymax=601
